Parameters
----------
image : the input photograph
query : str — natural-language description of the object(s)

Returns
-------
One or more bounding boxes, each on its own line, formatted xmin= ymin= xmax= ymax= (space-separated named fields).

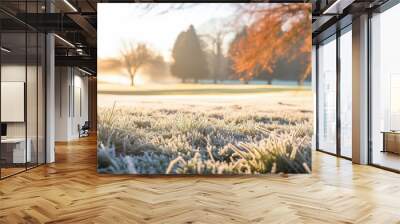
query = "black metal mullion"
xmin=367 ymin=10 xmax=373 ymax=165
xmin=36 ymin=0 xmax=39 ymax=168
xmin=44 ymin=19 xmax=47 ymax=165
xmin=25 ymin=0 xmax=28 ymax=171
xmin=41 ymin=0 xmax=47 ymax=167
xmin=336 ymin=27 xmax=341 ymax=157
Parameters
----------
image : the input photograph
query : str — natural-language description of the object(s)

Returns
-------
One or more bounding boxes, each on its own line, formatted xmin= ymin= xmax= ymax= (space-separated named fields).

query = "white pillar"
xmin=46 ymin=32 xmax=55 ymax=163
xmin=352 ymin=14 xmax=369 ymax=164
xmin=312 ymin=45 xmax=317 ymax=150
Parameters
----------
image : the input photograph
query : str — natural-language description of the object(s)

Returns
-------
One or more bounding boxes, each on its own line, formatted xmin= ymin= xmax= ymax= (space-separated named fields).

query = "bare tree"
xmin=202 ymin=32 xmax=231 ymax=83
xmin=120 ymin=42 xmax=154 ymax=86
xmin=199 ymin=18 xmax=234 ymax=84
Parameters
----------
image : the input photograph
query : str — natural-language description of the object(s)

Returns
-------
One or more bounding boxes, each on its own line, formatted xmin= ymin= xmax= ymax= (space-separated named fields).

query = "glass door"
xmin=317 ymin=35 xmax=337 ymax=154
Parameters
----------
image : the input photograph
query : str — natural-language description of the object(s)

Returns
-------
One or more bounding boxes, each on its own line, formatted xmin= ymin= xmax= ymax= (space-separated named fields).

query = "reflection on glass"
xmin=1 ymin=32 xmax=27 ymax=177
xmin=318 ymin=37 xmax=337 ymax=154
xmin=0 ymin=2 xmax=46 ymax=179
xmin=340 ymin=29 xmax=352 ymax=158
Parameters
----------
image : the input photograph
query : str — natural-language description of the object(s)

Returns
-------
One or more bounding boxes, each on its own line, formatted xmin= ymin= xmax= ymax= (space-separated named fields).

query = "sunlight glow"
xmin=134 ymin=74 xmax=146 ymax=86
xmin=98 ymin=74 xmax=131 ymax=85
xmin=98 ymin=4 xmax=237 ymax=60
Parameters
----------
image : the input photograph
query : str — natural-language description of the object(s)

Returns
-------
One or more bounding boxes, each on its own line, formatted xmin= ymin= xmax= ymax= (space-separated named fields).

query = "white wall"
xmin=1 ymin=65 xmax=33 ymax=138
xmin=55 ymin=66 xmax=70 ymax=141
xmin=55 ymin=67 xmax=89 ymax=141
xmin=1 ymin=66 xmax=26 ymax=137
xmin=1 ymin=64 xmax=46 ymax=164
xmin=76 ymin=72 xmax=89 ymax=137
xmin=70 ymin=73 xmax=89 ymax=138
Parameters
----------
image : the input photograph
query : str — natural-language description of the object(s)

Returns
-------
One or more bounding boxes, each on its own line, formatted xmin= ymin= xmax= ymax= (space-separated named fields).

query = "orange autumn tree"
xmin=229 ymin=3 xmax=312 ymax=84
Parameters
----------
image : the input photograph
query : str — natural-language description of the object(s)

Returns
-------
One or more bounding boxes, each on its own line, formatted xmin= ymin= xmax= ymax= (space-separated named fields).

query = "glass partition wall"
xmin=0 ymin=3 xmax=46 ymax=179
xmin=317 ymin=35 xmax=337 ymax=155
xmin=315 ymin=0 xmax=400 ymax=171
xmin=370 ymin=3 xmax=400 ymax=171
xmin=0 ymin=31 xmax=27 ymax=177
xmin=316 ymin=26 xmax=352 ymax=159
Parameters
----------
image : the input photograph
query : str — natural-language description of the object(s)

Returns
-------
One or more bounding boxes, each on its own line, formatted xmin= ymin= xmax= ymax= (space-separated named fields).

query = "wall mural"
xmin=97 ymin=3 xmax=313 ymax=175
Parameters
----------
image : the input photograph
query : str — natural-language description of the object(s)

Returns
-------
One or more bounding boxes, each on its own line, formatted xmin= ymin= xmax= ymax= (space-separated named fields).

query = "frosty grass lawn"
xmin=97 ymin=84 xmax=313 ymax=175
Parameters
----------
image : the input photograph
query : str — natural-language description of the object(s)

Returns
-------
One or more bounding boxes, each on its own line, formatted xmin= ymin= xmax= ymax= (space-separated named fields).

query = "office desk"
xmin=1 ymin=138 xmax=31 ymax=164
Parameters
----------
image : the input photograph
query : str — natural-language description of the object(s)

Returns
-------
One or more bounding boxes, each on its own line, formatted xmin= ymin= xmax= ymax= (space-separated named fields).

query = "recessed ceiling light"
xmin=323 ymin=0 xmax=354 ymax=15
xmin=78 ymin=67 xmax=93 ymax=76
xmin=54 ymin=34 xmax=75 ymax=48
xmin=1 ymin=47 xmax=11 ymax=53
xmin=63 ymin=0 xmax=78 ymax=12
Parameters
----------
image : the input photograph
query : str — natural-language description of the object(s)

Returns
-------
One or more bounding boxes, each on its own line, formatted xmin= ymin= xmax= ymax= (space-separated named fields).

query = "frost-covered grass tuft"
xmin=97 ymin=101 xmax=312 ymax=174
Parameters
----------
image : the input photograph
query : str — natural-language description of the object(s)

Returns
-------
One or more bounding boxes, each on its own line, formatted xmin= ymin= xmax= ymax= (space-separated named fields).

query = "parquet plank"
xmin=0 ymin=135 xmax=399 ymax=223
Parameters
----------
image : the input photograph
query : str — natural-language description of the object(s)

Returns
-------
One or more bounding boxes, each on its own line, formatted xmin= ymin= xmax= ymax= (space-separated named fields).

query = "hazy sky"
xmin=98 ymin=3 xmax=239 ymax=62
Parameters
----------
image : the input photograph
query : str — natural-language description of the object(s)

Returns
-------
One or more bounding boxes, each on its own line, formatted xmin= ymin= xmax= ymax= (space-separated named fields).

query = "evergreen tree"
xmin=171 ymin=31 xmax=189 ymax=83
xmin=171 ymin=25 xmax=209 ymax=83
xmin=185 ymin=25 xmax=209 ymax=83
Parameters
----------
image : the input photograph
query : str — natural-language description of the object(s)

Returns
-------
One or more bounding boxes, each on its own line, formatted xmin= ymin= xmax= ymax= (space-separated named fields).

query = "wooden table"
xmin=381 ymin=131 xmax=400 ymax=154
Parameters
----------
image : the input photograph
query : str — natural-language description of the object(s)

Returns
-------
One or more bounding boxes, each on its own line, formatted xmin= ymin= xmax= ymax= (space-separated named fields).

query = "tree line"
xmin=170 ymin=21 xmax=310 ymax=85
xmin=113 ymin=4 xmax=311 ymax=86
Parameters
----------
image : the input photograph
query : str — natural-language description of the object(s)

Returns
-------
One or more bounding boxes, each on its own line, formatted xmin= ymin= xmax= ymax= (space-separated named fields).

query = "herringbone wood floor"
xmin=1 ymin=135 xmax=400 ymax=224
